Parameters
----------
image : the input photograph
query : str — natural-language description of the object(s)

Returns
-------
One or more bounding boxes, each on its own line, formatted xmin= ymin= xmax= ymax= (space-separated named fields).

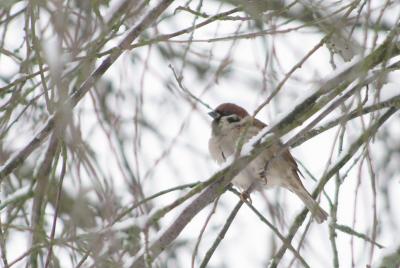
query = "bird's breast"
xmin=208 ymin=126 xmax=261 ymax=164
xmin=208 ymin=134 xmax=236 ymax=164
xmin=209 ymin=129 xmax=289 ymax=190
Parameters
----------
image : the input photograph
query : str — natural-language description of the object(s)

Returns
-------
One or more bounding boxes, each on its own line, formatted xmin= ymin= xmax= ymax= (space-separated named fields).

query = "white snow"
xmin=242 ymin=125 xmax=273 ymax=156
xmin=0 ymin=184 xmax=32 ymax=210
xmin=112 ymin=213 xmax=150 ymax=231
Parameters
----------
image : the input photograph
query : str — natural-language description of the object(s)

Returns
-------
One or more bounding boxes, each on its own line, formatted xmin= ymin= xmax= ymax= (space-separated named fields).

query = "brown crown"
xmin=214 ymin=103 xmax=249 ymax=118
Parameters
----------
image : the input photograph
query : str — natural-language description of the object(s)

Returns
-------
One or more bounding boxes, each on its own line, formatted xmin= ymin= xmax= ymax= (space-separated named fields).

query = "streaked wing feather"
xmin=283 ymin=149 xmax=304 ymax=179
xmin=253 ymin=117 xmax=304 ymax=180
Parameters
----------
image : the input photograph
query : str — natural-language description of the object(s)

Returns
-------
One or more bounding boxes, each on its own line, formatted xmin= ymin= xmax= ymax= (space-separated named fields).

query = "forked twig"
xmin=168 ymin=64 xmax=213 ymax=110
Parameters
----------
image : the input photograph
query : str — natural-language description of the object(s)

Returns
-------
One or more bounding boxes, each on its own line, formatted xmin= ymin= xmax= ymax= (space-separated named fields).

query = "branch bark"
xmin=30 ymin=133 xmax=60 ymax=268
xmin=128 ymin=38 xmax=400 ymax=266
xmin=269 ymin=107 xmax=398 ymax=267
xmin=0 ymin=0 xmax=175 ymax=185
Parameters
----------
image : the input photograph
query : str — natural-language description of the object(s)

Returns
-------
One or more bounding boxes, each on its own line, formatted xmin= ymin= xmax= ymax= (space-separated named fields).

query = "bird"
xmin=208 ymin=103 xmax=328 ymax=223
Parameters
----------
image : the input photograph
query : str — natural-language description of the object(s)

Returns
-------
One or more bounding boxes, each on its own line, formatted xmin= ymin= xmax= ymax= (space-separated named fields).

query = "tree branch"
xmin=128 ymin=48 xmax=400 ymax=265
xmin=269 ymin=107 xmax=398 ymax=267
xmin=0 ymin=0 xmax=175 ymax=185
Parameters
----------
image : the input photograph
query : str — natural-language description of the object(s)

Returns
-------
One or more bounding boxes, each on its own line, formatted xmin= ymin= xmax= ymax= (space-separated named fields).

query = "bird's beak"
xmin=208 ymin=111 xmax=220 ymax=120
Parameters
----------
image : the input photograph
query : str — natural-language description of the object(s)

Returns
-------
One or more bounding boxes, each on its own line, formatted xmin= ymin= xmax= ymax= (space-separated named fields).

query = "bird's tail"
xmin=292 ymin=186 xmax=328 ymax=224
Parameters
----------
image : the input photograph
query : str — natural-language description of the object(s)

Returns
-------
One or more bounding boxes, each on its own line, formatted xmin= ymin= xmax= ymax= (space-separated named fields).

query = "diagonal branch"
xmin=128 ymin=37 xmax=400 ymax=265
xmin=0 ymin=0 xmax=175 ymax=185
xmin=30 ymin=133 xmax=60 ymax=268
xmin=293 ymin=94 xmax=400 ymax=147
xmin=199 ymin=200 xmax=243 ymax=268
xmin=269 ymin=107 xmax=398 ymax=267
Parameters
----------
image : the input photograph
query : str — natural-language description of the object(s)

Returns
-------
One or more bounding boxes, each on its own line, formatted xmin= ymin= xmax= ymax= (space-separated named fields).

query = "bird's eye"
xmin=227 ymin=115 xmax=240 ymax=123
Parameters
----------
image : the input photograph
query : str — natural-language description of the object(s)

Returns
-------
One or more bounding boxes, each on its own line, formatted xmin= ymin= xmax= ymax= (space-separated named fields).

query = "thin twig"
xmin=112 ymin=182 xmax=200 ymax=225
xmin=44 ymin=144 xmax=67 ymax=268
xmin=229 ymin=188 xmax=311 ymax=268
xmin=199 ymin=200 xmax=243 ymax=268
xmin=253 ymin=35 xmax=328 ymax=116
xmin=334 ymin=224 xmax=384 ymax=249
xmin=0 ymin=217 xmax=9 ymax=267
xmin=191 ymin=196 xmax=220 ymax=268
xmin=292 ymin=94 xmax=400 ymax=147
xmin=269 ymin=107 xmax=398 ymax=267
xmin=30 ymin=133 xmax=60 ymax=268
xmin=169 ymin=64 xmax=213 ymax=110
xmin=329 ymin=175 xmax=340 ymax=268
xmin=0 ymin=0 xmax=175 ymax=184
xmin=96 ymin=7 xmax=243 ymax=58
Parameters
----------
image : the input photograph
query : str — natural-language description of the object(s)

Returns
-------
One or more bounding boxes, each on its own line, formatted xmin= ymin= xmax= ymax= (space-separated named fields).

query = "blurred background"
xmin=0 ymin=0 xmax=400 ymax=267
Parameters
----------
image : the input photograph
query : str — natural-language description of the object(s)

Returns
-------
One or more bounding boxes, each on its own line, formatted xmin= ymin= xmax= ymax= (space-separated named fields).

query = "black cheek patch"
xmin=227 ymin=117 xmax=240 ymax=123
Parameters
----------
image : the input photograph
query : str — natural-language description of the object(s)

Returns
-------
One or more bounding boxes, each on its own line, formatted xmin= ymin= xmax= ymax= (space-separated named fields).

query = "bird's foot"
xmin=258 ymin=169 xmax=268 ymax=184
xmin=240 ymin=190 xmax=252 ymax=204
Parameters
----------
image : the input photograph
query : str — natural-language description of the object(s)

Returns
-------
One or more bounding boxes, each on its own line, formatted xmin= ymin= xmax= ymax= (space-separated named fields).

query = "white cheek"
xmin=219 ymin=120 xmax=231 ymax=130
xmin=220 ymin=119 xmax=240 ymax=132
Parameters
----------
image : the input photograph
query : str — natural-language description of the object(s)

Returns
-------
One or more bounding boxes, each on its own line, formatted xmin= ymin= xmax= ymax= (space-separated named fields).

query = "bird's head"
xmin=208 ymin=103 xmax=250 ymax=135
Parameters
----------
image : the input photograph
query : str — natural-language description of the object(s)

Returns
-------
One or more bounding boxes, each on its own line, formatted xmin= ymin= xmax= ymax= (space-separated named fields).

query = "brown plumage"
xmin=208 ymin=103 xmax=328 ymax=223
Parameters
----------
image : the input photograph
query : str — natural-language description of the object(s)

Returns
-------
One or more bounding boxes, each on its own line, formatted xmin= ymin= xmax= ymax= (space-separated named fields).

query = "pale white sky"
xmin=1 ymin=0 xmax=400 ymax=267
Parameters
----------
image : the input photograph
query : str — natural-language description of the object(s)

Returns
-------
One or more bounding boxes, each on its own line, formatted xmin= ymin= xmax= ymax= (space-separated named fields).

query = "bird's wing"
xmin=282 ymin=149 xmax=304 ymax=179
xmin=253 ymin=117 xmax=304 ymax=179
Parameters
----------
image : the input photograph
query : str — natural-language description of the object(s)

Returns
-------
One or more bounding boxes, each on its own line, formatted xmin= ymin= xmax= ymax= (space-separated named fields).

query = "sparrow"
xmin=208 ymin=103 xmax=328 ymax=223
